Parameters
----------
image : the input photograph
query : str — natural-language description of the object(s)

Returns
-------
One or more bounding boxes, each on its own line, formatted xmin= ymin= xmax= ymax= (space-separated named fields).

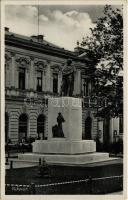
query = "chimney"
xmin=37 ymin=35 xmax=44 ymax=42
xmin=31 ymin=35 xmax=44 ymax=42
xmin=5 ymin=27 xmax=9 ymax=32
xmin=31 ymin=35 xmax=37 ymax=41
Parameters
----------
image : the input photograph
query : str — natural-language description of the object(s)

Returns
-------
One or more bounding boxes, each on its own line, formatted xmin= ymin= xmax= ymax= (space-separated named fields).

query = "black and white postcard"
xmin=0 ymin=0 xmax=127 ymax=199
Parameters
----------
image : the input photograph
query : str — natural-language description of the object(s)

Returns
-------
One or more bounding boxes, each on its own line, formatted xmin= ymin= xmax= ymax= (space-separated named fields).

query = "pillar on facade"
xmin=5 ymin=67 xmax=10 ymax=87
xmin=58 ymin=71 xmax=62 ymax=94
xmin=73 ymin=68 xmax=81 ymax=95
xmin=51 ymin=74 xmax=53 ymax=93
xmin=11 ymin=53 xmax=15 ymax=88
xmin=110 ymin=117 xmax=119 ymax=143
xmin=45 ymin=64 xmax=52 ymax=92
xmin=88 ymin=81 xmax=92 ymax=95
xmin=9 ymin=112 xmax=19 ymax=142
xmin=73 ymin=71 xmax=77 ymax=95
xmin=5 ymin=53 xmax=11 ymax=87
xmin=29 ymin=57 xmax=34 ymax=90
xmin=42 ymin=70 xmax=46 ymax=92
xmin=25 ymin=70 xmax=29 ymax=90
xmin=98 ymin=120 xmax=104 ymax=143
xmin=33 ymin=70 xmax=37 ymax=91
xmin=77 ymin=69 xmax=81 ymax=95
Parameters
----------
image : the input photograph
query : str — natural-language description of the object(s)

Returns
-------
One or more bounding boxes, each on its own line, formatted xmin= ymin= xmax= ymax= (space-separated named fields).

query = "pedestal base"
xmin=32 ymin=140 xmax=96 ymax=154
xmin=18 ymin=97 xmax=111 ymax=166
xmin=18 ymin=152 xmax=110 ymax=165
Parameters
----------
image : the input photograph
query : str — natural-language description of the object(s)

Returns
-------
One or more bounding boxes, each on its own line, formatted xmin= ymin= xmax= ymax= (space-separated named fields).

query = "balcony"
xmin=5 ymin=87 xmax=59 ymax=100
xmin=5 ymin=87 xmax=35 ymax=98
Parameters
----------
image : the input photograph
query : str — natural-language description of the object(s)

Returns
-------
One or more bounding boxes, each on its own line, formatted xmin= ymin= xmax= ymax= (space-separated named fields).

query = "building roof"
xmin=6 ymin=30 xmax=67 ymax=49
xmin=5 ymin=28 xmax=87 ymax=62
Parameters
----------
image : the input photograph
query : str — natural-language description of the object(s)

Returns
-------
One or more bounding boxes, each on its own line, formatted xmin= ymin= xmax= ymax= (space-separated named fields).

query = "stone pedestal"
xmin=32 ymin=97 xmax=96 ymax=154
xmin=19 ymin=97 xmax=110 ymax=165
xmin=48 ymin=97 xmax=82 ymax=141
xmin=33 ymin=140 xmax=96 ymax=154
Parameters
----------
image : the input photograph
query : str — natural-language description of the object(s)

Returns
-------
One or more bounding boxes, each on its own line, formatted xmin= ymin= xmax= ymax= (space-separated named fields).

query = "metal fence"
xmin=6 ymin=175 xmax=123 ymax=195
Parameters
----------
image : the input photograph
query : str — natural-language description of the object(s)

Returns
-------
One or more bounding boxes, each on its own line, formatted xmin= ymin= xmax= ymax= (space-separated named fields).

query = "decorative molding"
xmin=17 ymin=106 xmax=29 ymax=118
xmin=22 ymin=104 xmax=27 ymax=113
xmin=16 ymin=56 xmax=30 ymax=65
xmin=30 ymin=56 xmax=35 ymax=61
xmin=61 ymin=62 xmax=65 ymax=67
xmin=15 ymin=56 xmax=30 ymax=72
xmin=51 ymin=63 xmax=62 ymax=73
xmin=45 ymin=59 xmax=51 ymax=64
xmin=34 ymin=59 xmax=47 ymax=71
xmin=5 ymin=53 xmax=11 ymax=61
xmin=87 ymin=110 xmax=90 ymax=117
xmin=73 ymin=61 xmax=85 ymax=70
xmin=10 ymin=52 xmax=16 ymax=57
xmin=58 ymin=70 xmax=62 ymax=78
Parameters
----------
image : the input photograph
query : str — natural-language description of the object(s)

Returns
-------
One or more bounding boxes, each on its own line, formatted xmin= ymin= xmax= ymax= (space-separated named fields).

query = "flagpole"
xmin=38 ymin=4 xmax=39 ymax=37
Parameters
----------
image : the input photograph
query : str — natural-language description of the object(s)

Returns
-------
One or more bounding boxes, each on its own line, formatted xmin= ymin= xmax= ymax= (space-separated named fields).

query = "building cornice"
xmin=5 ymin=34 xmax=86 ymax=62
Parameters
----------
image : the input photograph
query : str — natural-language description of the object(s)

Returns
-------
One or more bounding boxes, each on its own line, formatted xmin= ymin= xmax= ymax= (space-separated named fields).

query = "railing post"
xmin=6 ymin=157 xmax=9 ymax=165
xmin=10 ymin=160 xmax=13 ymax=169
xmin=39 ymin=158 xmax=41 ymax=166
xmin=30 ymin=182 xmax=36 ymax=194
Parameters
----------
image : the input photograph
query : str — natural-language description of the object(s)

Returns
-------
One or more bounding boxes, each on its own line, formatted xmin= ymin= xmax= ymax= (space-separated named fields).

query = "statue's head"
xmin=67 ymin=59 xmax=72 ymax=66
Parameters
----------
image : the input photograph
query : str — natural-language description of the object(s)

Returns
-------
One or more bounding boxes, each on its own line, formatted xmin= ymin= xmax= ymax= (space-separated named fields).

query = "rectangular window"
xmin=53 ymin=73 xmax=58 ymax=94
xmin=37 ymin=71 xmax=42 ymax=92
xmin=86 ymin=80 xmax=89 ymax=96
xmin=19 ymin=68 xmax=25 ymax=90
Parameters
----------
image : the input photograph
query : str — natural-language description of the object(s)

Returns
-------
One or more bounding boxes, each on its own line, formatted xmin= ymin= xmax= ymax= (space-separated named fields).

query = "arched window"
xmin=19 ymin=113 xmax=28 ymax=142
xmin=5 ymin=113 xmax=9 ymax=143
xmin=37 ymin=114 xmax=45 ymax=139
xmin=84 ymin=116 xmax=92 ymax=139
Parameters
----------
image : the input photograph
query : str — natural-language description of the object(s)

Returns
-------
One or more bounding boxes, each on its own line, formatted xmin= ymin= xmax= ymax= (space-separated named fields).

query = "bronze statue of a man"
xmin=57 ymin=112 xmax=65 ymax=137
xmin=52 ymin=113 xmax=65 ymax=138
xmin=60 ymin=59 xmax=75 ymax=97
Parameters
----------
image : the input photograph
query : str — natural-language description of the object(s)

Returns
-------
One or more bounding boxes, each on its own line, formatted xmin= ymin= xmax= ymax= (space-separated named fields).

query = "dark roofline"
xmin=5 ymin=32 xmax=86 ymax=62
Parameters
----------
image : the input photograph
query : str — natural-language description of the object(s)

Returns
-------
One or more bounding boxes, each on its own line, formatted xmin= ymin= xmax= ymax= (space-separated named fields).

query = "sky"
xmin=5 ymin=4 xmax=122 ymax=51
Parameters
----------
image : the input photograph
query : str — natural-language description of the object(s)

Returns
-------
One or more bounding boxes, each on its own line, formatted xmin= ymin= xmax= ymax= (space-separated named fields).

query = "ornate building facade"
xmin=5 ymin=27 xmax=122 ymax=145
